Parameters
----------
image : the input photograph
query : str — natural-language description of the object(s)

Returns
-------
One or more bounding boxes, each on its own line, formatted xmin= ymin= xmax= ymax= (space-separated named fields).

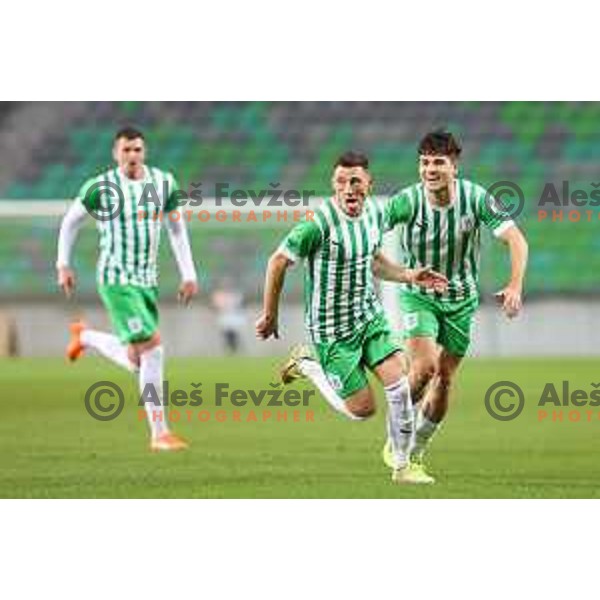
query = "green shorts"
xmin=400 ymin=292 xmax=478 ymax=357
xmin=312 ymin=313 xmax=401 ymax=400
xmin=98 ymin=285 xmax=159 ymax=344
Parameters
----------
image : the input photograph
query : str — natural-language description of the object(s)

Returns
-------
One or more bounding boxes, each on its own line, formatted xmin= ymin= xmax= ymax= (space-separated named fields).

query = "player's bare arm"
xmin=372 ymin=251 xmax=448 ymax=291
xmin=256 ymin=251 xmax=290 ymax=340
xmin=495 ymin=225 xmax=528 ymax=319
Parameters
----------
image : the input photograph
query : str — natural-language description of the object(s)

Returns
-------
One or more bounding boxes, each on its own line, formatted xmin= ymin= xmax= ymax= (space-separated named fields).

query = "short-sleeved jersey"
xmin=384 ymin=179 xmax=514 ymax=302
xmin=278 ymin=197 xmax=387 ymax=343
xmin=76 ymin=165 xmax=180 ymax=288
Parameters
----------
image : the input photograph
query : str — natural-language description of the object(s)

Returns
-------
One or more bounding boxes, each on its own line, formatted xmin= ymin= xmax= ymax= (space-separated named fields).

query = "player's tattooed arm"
xmin=495 ymin=225 xmax=528 ymax=319
xmin=256 ymin=251 xmax=291 ymax=340
xmin=372 ymin=251 xmax=448 ymax=291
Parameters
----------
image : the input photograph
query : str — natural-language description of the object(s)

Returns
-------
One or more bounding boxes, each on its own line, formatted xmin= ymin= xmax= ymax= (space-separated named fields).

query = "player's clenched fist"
xmin=255 ymin=312 xmax=279 ymax=340
xmin=408 ymin=266 xmax=448 ymax=292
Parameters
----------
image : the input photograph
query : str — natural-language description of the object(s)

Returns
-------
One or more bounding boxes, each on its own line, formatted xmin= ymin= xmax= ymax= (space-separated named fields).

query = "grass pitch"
xmin=1 ymin=356 xmax=599 ymax=498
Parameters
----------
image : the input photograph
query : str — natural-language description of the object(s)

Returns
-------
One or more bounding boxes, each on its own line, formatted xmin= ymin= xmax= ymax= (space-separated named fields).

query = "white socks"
xmin=139 ymin=345 xmax=169 ymax=439
xmin=81 ymin=329 xmax=138 ymax=372
xmin=298 ymin=358 xmax=363 ymax=421
xmin=384 ymin=378 xmax=414 ymax=469
xmin=81 ymin=328 xmax=169 ymax=440
xmin=411 ymin=409 xmax=440 ymax=460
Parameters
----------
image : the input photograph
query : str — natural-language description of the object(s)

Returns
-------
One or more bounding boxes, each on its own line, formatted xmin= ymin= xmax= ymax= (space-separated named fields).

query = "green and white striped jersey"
xmin=384 ymin=179 xmax=514 ymax=303
xmin=77 ymin=165 xmax=179 ymax=288
xmin=279 ymin=197 xmax=387 ymax=343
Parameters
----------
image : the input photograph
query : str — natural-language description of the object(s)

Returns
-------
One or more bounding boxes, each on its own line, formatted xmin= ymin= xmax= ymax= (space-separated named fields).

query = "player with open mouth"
xmin=256 ymin=151 xmax=448 ymax=484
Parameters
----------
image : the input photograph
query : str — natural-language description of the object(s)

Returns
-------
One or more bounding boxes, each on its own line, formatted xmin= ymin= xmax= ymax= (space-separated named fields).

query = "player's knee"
xmin=130 ymin=332 xmax=161 ymax=357
xmin=348 ymin=404 xmax=376 ymax=419
xmin=345 ymin=393 xmax=377 ymax=419
xmin=127 ymin=345 xmax=141 ymax=368
xmin=130 ymin=333 xmax=162 ymax=367
xmin=412 ymin=356 xmax=437 ymax=385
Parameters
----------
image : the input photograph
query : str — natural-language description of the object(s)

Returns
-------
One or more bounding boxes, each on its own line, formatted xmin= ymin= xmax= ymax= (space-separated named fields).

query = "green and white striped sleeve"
xmin=383 ymin=190 xmax=413 ymax=231
xmin=476 ymin=184 xmax=515 ymax=237
xmin=278 ymin=220 xmax=322 ymax=263
xmin=76 ymin=176 xmax=102 ymax=211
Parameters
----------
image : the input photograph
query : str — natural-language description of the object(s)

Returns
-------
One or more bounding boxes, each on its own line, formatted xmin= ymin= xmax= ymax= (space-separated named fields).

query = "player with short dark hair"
xmin=56 ymin=128 xmax=199 ymax=451
xmin=382 ymin=131 xmax=529 ymax=480
xmin=256 ymin=150 xmax=448 ymax=484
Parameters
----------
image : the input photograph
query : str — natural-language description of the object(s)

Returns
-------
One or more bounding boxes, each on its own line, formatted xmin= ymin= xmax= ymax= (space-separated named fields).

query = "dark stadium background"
xmin=0 ymin=101 xmax=597 ymax=357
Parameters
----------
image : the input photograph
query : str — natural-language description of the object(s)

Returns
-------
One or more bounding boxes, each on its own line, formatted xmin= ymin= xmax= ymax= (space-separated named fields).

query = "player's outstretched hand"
xmin=178 ymin=280 xmax=199 ymax=306
xmin=255 ymin=312 xmax=279 ymax=340
xmin=57 ymin=266 xmax=76 ymax=299
xmin=495 ymin=286 xmax=522 ymax=319
xmin=410 ymin=266 xmax=448 ymax=292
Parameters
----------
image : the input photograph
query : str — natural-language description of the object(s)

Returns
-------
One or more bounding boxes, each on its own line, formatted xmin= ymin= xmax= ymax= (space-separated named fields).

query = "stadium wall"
xmin=3 ymin=300 xmax=598 ymax=358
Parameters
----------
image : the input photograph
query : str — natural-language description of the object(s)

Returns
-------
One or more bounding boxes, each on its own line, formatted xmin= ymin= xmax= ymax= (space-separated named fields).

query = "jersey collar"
xmin=116 ymin=164 xmax=149 ymax=183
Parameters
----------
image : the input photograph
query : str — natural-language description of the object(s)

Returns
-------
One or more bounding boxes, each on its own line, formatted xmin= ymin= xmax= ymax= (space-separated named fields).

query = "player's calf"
xmin=135 ymin=335 xmax=188 ymax=450
xmin=424 ymin=374 xmax=452 ymax=421
xmin=409 ymin=355 xmax=437 ymax=402
xmin=406 ymin=337 xmax=439 ymax=403
xmin=373 ymin=353 xmax=414 ymax=470
xmin=411 ymin=351 xmax=462 ymax=461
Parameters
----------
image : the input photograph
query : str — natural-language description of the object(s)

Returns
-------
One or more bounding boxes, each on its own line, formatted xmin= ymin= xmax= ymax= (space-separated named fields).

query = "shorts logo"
xmin=403 ymin=312 xmax=419 ymax=331
xmin=326 ymin=373 xmax=343 ymax=391
xmin=127 ymin=317 xmax=143 ymax=334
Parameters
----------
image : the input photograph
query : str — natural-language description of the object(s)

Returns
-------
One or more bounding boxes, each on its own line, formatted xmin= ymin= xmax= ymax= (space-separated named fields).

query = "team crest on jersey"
xmin=459 ymin=215 xmax=475 ymax=232
xmin=368 ymin=225 xmax=381 ymax=248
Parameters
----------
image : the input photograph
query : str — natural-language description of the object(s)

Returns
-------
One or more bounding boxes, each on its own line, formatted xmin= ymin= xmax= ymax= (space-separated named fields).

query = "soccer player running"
xmin=256 ymin=151 xmax=448 ymax=484
xmin=56 ymin=127 xmax=199 ymax=451
xmin=382 ymin=131 xmax=529 ymax=481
